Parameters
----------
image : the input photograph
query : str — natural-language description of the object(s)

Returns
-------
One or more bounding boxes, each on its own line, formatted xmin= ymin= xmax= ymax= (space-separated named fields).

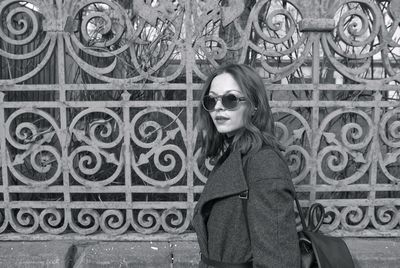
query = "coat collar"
xmin=196 ymin=149 xmax=248 ymax=214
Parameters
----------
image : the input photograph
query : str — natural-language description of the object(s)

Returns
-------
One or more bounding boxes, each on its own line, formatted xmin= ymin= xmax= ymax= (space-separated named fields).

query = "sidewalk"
xmin=0 ymin=238 xmax=399 ymax=267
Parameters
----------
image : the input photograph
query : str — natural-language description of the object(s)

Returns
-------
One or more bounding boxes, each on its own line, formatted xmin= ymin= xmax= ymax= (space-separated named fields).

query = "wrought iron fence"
xmin=0 ymin=0 xmax=400 ymax=239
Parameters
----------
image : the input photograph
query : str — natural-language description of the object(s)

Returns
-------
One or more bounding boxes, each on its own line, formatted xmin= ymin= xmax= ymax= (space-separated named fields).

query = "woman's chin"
xmin=216 ymin=127 xmax=240 ymax=136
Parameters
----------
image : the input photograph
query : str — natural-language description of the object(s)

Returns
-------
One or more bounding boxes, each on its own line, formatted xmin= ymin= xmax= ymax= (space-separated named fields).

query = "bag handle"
xmin=295 ymin=197 xmax=325 ymax=232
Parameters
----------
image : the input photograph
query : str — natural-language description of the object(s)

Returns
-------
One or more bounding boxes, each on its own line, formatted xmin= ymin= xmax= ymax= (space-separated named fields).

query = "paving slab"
xmin=73 ymin=241 xmax=171 ymax=268
xmin=344 ymin=237 xmax=400 ymax=268
xmin=170 ymin=241 xmax=200 ymax=267
xmin=0 ymin=241 xmax=74 ymax=268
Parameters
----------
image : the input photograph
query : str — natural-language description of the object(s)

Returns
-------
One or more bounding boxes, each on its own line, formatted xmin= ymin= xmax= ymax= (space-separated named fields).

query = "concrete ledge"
xmin=0 ymin=238 xmax=399 ymax=267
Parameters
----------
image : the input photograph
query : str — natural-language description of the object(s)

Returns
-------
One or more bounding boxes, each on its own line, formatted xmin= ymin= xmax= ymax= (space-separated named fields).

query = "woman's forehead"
xmin=209 ymin=73 xmax=242 ymax=95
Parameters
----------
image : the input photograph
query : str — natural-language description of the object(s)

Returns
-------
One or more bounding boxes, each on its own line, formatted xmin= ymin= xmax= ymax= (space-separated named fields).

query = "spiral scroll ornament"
xmin=193 ymin=148 xmax=214 ymax=184
xmin=64 ymin=0 xmax=184 ymax=83
xmin=371 ymin=206 xmax=399 ymax=231
xmin=100 ymin=209 xmax=130 ymax=235
xmin=68 ymin=209 xmax=100 ymax=235
xmin=131 ymin=108 xmax=186 ymax=187
xmin=192 ymin=126 xmax=213 ymax=184
xmin=379 ymin=107 xmax=400 ymax=182
xmin=5 ymin=109 xmax=62 ymax=186
xmin=191 ymin=0 xmax=236 ymax=80
xmin=273 ymin=108 xmax=312 ymax=184
xmin=0 ymin=210 xmax=8 ymax=234
xmin=321 ymin=0 xmax=400 ymax=82
xmin=317 ymin=109 xmax=373 ymax=185
xmin=340 ymin=206 xmax=370 ymax=232
xmin=128 ymin=0 xmax=185 ymax=82
xmin=0 ymin=0 xmax=57 ymax=84
xmin=68 ymin=108 xmax=123 ymax=187
xmin=39 ymin=208 xmax=68 ymax=235
xmin=127 ymin=208 xmax=188 ymax=235
xmin=193 ymin=0 xmax=312 ymax=82
xmin=8 ymin=208 xmax=40 ymax=234
xmin=131 ymin=209 xmax=162 ymax=234
xmin=161 ymin=208 xmax=190 ymax=234
xmin=319 ymin=206 xmax=341 ymax=233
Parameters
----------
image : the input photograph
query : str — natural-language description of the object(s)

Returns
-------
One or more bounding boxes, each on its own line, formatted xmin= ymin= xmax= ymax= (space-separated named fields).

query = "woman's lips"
xmin=214 ymin=115 xmax=229 ymax=123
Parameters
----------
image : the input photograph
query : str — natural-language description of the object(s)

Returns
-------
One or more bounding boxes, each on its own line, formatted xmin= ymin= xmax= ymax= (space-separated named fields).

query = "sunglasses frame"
xmin=202 ymin=93 xmax=247 ymax=111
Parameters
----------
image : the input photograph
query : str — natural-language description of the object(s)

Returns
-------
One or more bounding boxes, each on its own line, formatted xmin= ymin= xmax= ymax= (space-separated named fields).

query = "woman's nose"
xmin=214 ymin=98 xmax=224 ymax=110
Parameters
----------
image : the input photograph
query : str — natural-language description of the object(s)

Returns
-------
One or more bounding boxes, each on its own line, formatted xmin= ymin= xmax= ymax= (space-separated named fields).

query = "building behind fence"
xmin=0 ymin=0 xmax=400 ymax=240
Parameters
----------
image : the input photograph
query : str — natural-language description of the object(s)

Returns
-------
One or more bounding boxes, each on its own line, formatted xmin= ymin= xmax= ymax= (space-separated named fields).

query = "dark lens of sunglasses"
xmin=222 ymin=94 xmax=239 ymax=109
xmin=203 ymin=96 xmax=216 ymax=111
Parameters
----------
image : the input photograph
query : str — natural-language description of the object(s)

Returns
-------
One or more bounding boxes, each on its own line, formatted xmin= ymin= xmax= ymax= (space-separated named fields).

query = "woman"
xmin=192 ymin=64 xmax=300 ymax=268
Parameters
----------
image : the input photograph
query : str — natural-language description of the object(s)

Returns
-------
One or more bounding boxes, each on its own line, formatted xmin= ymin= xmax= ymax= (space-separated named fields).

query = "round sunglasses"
xmin=202 ymin=93 xmax=247 ymax=111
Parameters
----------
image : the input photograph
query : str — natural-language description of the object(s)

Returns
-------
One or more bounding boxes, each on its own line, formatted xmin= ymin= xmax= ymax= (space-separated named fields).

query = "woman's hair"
xmin=196 ymin=63 xmax=280 ymax=162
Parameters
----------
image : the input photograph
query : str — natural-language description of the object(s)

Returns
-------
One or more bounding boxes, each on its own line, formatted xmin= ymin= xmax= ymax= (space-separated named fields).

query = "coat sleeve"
xmin=246 ymin=149 xmax=301 ymax=268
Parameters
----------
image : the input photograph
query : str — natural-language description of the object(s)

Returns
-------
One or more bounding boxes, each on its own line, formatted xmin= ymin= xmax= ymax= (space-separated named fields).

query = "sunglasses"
xmin=202 ymin=93 xmax=247 ymax=111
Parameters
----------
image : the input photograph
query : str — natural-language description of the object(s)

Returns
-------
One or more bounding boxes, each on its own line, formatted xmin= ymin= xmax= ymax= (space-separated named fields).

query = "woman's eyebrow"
xmin=208 ymin=89 xmax=241 ymax=95
xmin=227 ymin=90 xmax=241 ymax=94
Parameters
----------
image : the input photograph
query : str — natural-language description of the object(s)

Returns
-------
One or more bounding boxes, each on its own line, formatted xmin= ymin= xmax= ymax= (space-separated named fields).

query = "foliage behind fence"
xmin=1 ymin=0 xmax=400 ymax=239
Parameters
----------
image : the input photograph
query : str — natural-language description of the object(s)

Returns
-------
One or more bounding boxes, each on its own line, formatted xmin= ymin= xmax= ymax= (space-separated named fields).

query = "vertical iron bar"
xmin=310 ymin=33 xmax=320 ymax=203
xmin=185 ymin=0 xmax=195 ymax=225
xmin=56 ymin=0 xmax=70 ymax=227
xmin=122 ymin=91 xmax=133 ymax=226
xmin=0 ymin=93 xmax=9 ymax=224
xmin=369 ymin=90 xmax=380 ymax=226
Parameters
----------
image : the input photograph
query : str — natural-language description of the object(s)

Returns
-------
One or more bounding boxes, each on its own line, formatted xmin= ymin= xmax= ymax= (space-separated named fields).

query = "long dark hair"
xmin=196 ymin=64 xmax=280 ymax=163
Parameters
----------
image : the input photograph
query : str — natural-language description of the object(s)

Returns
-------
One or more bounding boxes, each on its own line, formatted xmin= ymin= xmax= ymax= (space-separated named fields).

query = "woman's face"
xmin=207 ymin=73 xmax=247 ymax=136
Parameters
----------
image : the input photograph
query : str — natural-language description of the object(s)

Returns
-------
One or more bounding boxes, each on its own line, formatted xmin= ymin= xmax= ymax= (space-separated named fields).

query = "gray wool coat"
xmin=192 ymin=146 xmax=301 ymax=268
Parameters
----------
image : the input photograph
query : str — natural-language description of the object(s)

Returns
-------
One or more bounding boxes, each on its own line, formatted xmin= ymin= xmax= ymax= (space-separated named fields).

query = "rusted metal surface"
xmin=0 ymin=0 xmax=400 ymax=239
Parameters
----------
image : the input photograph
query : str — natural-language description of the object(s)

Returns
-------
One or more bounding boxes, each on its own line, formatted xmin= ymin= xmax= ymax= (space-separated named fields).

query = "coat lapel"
xmin=197 ymin=149 xmax=248 ymax=211
xmin=192 ymin=149 xmax=248 ymax=256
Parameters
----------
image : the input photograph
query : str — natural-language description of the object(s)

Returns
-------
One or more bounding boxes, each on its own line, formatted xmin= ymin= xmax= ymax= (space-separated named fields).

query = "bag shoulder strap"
xmin=295 ymin=196 xmax=308 ymax=231
xmin=240 ymin=150 xmax=321 ymax=239
xmin=240 ymin=154 xmax=251 ymax=248
xmin=241 ymin=149 xmax=308 ymax=232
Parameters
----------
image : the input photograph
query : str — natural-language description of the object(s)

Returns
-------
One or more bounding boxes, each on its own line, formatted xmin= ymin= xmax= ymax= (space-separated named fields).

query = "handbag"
xmin=295 ymin=198 xmax=355 ymax=268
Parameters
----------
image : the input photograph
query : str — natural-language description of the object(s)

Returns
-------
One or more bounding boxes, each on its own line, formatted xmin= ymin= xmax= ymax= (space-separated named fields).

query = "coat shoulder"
xmin=245 ymin=146 xmax=290 ymax=182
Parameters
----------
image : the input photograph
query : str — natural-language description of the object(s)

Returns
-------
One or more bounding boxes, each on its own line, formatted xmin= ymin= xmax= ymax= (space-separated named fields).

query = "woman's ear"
xmin=252 ymin=107 xmax=258 ymax=116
